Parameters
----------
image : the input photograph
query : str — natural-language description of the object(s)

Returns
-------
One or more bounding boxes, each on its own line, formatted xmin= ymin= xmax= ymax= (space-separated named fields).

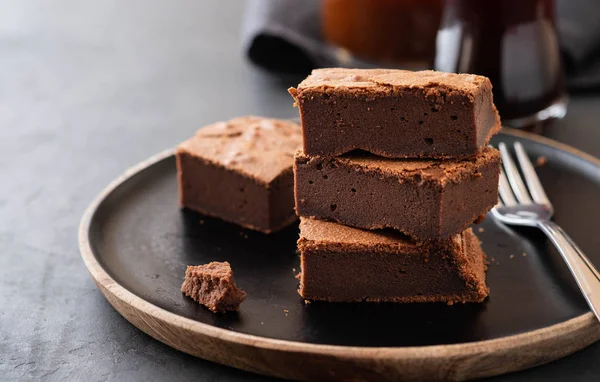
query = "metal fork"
xmin=492 ymin=142 xmax=600 ymax=321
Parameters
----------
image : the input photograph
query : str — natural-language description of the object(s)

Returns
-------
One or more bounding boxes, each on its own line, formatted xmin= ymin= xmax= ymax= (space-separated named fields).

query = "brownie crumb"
xmin=536 ymin=156 xmax=548 ymax=167
xmin=473 ymin=214 xmax=486 ymax=225
xmin=181 ymin=261 xmax=246 ymax=313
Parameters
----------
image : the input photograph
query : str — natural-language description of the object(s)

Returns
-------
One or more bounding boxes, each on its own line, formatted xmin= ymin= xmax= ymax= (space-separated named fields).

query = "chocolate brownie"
xmin=176 ymin=116 xmax=302 ymax=233
xmin=294 ymin=147 xmax=500 ymax=240
xmin=181 ymin=261 xmax=247 ymax=313
xmin=298 ymin=218 xmax=489 ymax=304
xmin=289 ymin=68 xmax=501 ymax=159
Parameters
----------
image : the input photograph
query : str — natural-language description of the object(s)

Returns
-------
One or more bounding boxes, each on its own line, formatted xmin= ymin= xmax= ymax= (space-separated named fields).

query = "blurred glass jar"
xmin=322 ymin=0 xmax=443 ymax=69
xmin=434 ymin=0 xmax=567 ymax=127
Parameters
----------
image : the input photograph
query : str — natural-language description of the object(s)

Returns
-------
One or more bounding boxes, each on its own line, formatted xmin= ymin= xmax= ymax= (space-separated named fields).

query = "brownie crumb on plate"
xmin=181 ymin=261 xmax=247 ymax=313
xmin=536 ymin=156 xmax=548 ymax=167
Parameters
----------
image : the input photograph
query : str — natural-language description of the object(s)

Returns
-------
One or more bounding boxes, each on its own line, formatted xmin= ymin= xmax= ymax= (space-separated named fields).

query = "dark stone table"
xmin=1 ymin=1 xmax=599 ymax=380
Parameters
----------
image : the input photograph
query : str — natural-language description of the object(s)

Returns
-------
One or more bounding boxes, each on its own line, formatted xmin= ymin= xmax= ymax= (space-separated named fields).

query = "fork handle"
xmin=538 ymin=221 xmax=600 ymax=321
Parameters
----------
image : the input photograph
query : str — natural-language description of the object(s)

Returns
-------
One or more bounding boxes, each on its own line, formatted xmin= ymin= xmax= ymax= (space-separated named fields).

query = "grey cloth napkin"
xmin=242 ymin=0 xmax=600 ymax=90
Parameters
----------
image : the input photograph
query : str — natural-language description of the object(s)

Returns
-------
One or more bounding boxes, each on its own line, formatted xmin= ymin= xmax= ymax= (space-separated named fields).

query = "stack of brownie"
xmin=289 ymin=68 xmax=502 ymax=304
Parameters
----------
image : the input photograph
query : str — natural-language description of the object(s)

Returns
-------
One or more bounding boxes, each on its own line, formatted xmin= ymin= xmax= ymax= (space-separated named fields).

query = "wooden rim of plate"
xmin=79 ymin=127 xmax=600 ymax=381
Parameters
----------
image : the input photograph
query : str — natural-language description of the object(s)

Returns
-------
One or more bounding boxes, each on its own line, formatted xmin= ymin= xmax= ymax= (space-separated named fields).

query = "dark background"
xmin=1 ymin=1 xmax=600 ymax=380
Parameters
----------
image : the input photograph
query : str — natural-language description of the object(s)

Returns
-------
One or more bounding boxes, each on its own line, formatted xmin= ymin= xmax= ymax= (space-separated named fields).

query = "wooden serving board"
xmin=79 ymin=129 xmax=600 ymax=381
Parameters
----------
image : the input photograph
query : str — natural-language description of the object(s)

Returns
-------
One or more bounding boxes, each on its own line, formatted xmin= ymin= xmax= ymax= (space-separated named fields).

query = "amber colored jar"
xmin=322 ymin=0 xmax=443 ymax=67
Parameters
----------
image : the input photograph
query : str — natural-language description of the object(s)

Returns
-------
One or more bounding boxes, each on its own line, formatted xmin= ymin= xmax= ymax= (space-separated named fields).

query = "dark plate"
xmin=84 ymin=130 xmax=600 ymax=348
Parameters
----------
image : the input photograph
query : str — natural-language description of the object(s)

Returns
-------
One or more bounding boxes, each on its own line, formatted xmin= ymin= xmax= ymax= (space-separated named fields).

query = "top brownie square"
xmin=289 ymin=68 xmax=501 ymax=159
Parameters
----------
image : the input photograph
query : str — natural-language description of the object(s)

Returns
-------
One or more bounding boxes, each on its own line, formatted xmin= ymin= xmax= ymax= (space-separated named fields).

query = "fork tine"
xmin=499 ymin=169 xmax=517 ymax=206
xmin=514 ymin=142 xmax=551 ymax=206
xmin=499 ymin=142 xmax=533 ymax=204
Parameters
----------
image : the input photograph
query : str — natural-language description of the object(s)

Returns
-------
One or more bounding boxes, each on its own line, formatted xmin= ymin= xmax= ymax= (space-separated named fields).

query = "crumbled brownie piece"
xmin=294 ymin=147 xmax=500 ymax=240
xmin=536 ymin=156 xmax=548 ymax=167
xmin=176 ymin=116 xmax=302 ymax=233
xmin=181 ymin=261 xmax=247 ymax=313
xmin=298 ymin=218 xmax=489 ymax=304
xmin=289 ymin=68 xmax=501 ymax=159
